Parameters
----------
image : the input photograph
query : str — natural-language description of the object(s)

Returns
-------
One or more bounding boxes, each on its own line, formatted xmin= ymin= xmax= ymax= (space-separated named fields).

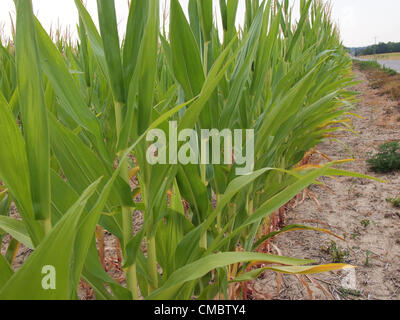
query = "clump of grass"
xmin=386 ymin=197 xmax=400 ymax=208
xmin=366 ymin=142 xmax=400 ymax=173
xmin=322 ymin=241 xmax=350 ymax=263
xmin=353 ymin=60 xmax=397 ymax=76
xmin=351 ymin=229 xmax=361 ymax=240
xmin=361 ymin=219 xmax=370 ymax=228
xmin=338 ymin=287 xmax=361 ymax=298
xmin=383 ymin=66 xmax=397 ymax=76
xmin=354 ymin=60 xmax=381 ymax=71
xmin=364 ymin=250 xmax=373 ymax=266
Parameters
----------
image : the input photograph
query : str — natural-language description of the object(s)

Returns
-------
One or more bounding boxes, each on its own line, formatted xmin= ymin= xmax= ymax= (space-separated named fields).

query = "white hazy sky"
xmin=0 ymin=0 xmax=399 ymax=47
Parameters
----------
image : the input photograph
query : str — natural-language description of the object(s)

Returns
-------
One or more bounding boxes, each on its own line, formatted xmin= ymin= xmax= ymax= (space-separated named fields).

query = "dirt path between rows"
xmin=255 ymin=69 xmax=400 ymax=300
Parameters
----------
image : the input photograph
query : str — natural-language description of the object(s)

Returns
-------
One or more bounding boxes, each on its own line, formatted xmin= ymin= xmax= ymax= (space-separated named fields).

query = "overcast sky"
xmin=0 ymin=0 xmax=399 ymax=47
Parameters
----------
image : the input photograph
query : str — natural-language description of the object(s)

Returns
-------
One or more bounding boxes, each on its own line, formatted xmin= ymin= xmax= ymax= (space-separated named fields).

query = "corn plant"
xmin=0 ymin=0 xmax=380 ymax=300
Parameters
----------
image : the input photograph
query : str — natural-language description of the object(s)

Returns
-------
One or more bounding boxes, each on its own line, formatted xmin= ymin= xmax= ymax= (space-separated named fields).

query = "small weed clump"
xmin=364 ymin=250 xmax=374 ymax=266
xmin=386 ymin=198 xmax=400 ymax=208
xmin=383 ymin=66 xmax=397 ymax=76
xmin=366 ymin=142 xmax=400 ymax=173
xmin=339 ymin=288 xmax=361 ymax=298
xmin=322 ymin=241 xmax=350 ymax=263
xmin=361 ymin=219 xmax=371 ymax=228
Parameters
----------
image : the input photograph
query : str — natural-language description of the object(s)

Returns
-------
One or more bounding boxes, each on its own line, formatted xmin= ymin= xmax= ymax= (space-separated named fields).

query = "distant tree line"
xmin=354 ymin=42 xmax=400 ymax=56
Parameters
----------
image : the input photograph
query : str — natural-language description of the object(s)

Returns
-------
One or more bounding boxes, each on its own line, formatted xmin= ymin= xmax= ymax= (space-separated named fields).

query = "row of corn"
xmin=0 ymin=0 xmax=377 ymax=300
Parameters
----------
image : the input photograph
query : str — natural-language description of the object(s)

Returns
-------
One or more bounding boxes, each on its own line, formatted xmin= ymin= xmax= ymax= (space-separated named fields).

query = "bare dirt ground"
xmin=255 ymin=69 xmax=400 ymax=300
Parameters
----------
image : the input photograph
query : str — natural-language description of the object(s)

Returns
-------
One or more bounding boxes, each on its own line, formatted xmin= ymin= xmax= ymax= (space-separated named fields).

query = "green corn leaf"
xmin=219 ymin=0 xmax=228 ymax=32
xmin=0 ymin=178 xmax=102 ymax=300
xmin=34 ymin=19 xmax=107 ymax=159
xmin=123 ymin=0 xmax=149 ymax=88
xmin=324 ymin=168 xmax=386 ymax=183
xmin=174 ymin=167 xmax=272 ymax=269
xmin=96 ymin=0 xmax=125 ymax=104
xmin=220 ymin=7 xmax=264 ymax=128
xmin=49 ymin=171 xmax=130 ymax=299
xmin=78 ymin=17 xmax=91 ymax=87
xmin=286 ymin=0 xmax=313 ymax=60
xmin=0 ymin=96 xmax=42 ymax=246
xmin=74 ymin=0 xmax=108 ymax=80
xmin=170 ymin=0 xmax=204 ymax=99
xmin=197 ymin=0 xmax=213 ymax=42
xmin=0 ymin=192 xmax=11 ymax=217
xmin=226 ymin=0 xmax=239 ymax=43
xmin=124 ymin=229 xmax=145 ymax=268
xmin=48 ymin=112 xmax=133 ymax=210
xmin=148 ymin=252 xmax=314 ymax=300
xmin=70 ymin=153 xmax=130 ymax=296
xmin=245 ymin=166 xmax=331 ymax=227
xmin=0 ymin=216 xmax=34 ymax=249
xmin=178 ymin=36 xmax=238 ymax=131
xmin=176 ymin=165 xmax=209 ymax=222
xmin=15 ymin=0 xmax=51 ymax=223
xmin=188 ymin=0 xmax=202 ymax=47
xmin=137 ymin=0 xmax=159 ymax=135
xmin=0 ymin=254 xmax=13 ymax=289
